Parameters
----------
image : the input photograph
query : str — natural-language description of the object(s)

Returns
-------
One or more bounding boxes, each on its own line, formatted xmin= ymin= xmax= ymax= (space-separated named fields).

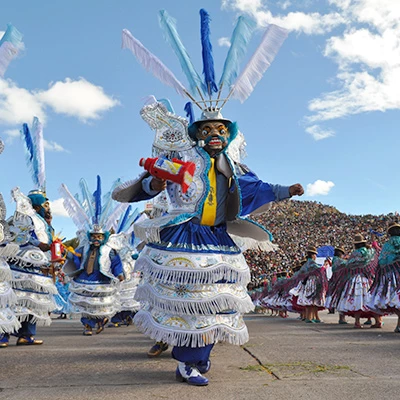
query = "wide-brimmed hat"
xmin=353 ymin=234 xmax=367 ymax=244
xmin=387 ymin=223 xmax=400 ymax=235
xmin=306 ymin=246 xmax=318 ymax=255
xmin=334 ymin=246 xmax=345 ymax=254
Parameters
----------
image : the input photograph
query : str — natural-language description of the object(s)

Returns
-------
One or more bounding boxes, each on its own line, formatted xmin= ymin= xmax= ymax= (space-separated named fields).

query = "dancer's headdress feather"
xmin=122 ymin=9 xmax=288 ymax=113
xmin=60 ymin=176 xmax=129 ymax=234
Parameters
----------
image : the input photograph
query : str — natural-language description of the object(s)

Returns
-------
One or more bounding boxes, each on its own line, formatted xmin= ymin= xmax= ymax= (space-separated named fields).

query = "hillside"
xmin=245 ymin=199 xmax=396 ymax=284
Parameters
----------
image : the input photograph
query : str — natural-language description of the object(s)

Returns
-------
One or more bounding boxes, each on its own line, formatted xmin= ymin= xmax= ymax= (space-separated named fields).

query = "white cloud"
xmin=36 ymin=78 xmax=120 ymax=122
xmin=0 ymin=79 xmax=47 ymax=126
xmin=222 ymin=0 xmax=346 ymax=34
xmin=218 ymin=37 xmax=231 ymax=47
xmin=279 ymin=1 xmax=292 ymax=10
xmin=43 ymin=140 xmax=69 ymax=153
xmin=306 ymin=180 xmax=335 ymax=196
xmin=305 ymin=125 xmax=335 ymax=140
xmin=50 ymin=198 xmax=69 ymax=217
xmin=3 ymin=128 xmax=20 ymax=142
xmin=0 ymin=77 xmax=119 ymax=127
xmin=224 ymin=0 xmax=400 ymax=135
xmin=306 ymin=0 xmax=400 ymax=126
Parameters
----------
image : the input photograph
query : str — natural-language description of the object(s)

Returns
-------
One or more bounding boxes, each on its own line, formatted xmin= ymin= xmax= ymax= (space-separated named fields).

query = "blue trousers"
xmin=172 ymin=344 xmax=214 ymax=365
xmin=18 ymin=318 xmax=36 ymax=337
xmin=111 ymin=311 xmax=132 ymax=323
xmin=81 ymin=317 xmax=106 ymax=328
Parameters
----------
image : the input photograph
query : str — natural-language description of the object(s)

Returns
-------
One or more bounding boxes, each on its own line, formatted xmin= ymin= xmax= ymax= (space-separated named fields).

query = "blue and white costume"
xmin=118 ymin=7 xmax=292 ymax=385
xmin=0 ymin=194 xmax=21 ymax=342
xmin=112 ymin=100 xmax=294 ymax=379
xmin=65 ymin=233 xmax=124 ymax=329
xmin=60 ymin=176 xmax=135 ymax=334
xmin=4 ymin=189 xmax=57 ymax=341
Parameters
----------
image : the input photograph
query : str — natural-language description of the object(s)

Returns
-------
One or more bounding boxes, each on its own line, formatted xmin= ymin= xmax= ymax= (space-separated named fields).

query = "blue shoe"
xmin=338 ymin=320 xmax=348 ymax=325
xmin=176 ymin=363 xmax=209 ymax=386
xmin=305 ymin=319 xmax=315 ymax=323
xmin=197 ymin=360 xmax=211 ymax=374
xmin=363 ymin=320 xmax=372 ymax=325
xmin=0 ymin=334 xmax=9 ymax=348
xmin=16 ymin=336 xmax=43 ymax=345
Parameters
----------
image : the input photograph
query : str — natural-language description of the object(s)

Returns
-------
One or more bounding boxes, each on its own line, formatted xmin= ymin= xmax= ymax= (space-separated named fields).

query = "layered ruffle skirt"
xmin=68 ymin=278 xmax=120 ymax=319
xmin=0 ymin=259 xmax=20 ymax=334
xmin=336 ymin=275 xmax=374 ymax=317
xmin=10 ymin=266 xmax=57 ymax=326
xmin=290 ymin=275 xmax=326 ymax=308
xmin=368 ymin=262 xmax=400 ymax=313
xmin=133 ymin=221 xmax=254 ymax=347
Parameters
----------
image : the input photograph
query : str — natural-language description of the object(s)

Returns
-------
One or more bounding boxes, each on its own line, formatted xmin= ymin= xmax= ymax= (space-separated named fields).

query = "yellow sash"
xmin=200 ymin=157 xmax=217 ymax=226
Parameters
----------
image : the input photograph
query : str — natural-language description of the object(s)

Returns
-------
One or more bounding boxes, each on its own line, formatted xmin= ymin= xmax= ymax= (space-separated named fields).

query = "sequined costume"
xmin=60 ymin=176 xmax=138 ymax=334
xmin=65 ymin=233 xmax=124 ymax=328
xmin=0 ymin=194 xmax=21 ymax=341
xmin=112 ymin=99 xmax=295 ymax=371
xmin=3 ymin=188 xmax=57 ymax=342
xmin=116 ymin=7 xmax=297 ymax=385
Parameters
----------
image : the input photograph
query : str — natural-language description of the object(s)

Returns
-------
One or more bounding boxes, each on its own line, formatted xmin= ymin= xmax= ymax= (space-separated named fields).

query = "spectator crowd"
xmin=245 ymin=200 xmax=397 ymax=289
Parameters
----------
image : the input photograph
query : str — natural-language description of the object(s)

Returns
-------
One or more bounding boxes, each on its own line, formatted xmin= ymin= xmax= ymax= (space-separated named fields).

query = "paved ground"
xmin=1 ymin=311 xmax=400 ymax=400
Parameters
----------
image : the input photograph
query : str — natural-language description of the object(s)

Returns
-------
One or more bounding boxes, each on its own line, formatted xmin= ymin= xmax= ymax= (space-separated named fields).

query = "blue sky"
xmin=1 ymin=0 xmax=399 ymax=239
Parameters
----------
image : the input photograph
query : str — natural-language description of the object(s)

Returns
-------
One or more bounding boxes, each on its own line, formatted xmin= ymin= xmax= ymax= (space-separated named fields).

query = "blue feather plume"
xmin=93 ymin=175 xmax=102 ymax=225
xmin=79 ymin=179 xmax=95 ymax=222
xmin=99 ymin=178 xmax=121 ymax=226
xmin=123 ymin=207 xmax=140 ymax=231
xmin=21 ymin=123 xmax=35 ymax=165
xmin=21 ymin=122 xmax=40 ymax=189
xmin=184 ymin=102 xmax=195 ymax=124
xmin=158 ymin=10 xmax=205 ymax=96
xmin=0 ymin=24 xmax=23 ymax=48
xmin=31 ymin=117 xmax=46 ymax=191
xmin=117 ymin=206 xmax=140 ymax=234
xmin=200 ymin=9 xmax=218 ymax=96
xmin=0 ymin=24 xmax=23 ymax=78
xmin=219 ymin=16 xmax=256 ymax=88
xmin=117 ymin=205 xmax=131 ymax=234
